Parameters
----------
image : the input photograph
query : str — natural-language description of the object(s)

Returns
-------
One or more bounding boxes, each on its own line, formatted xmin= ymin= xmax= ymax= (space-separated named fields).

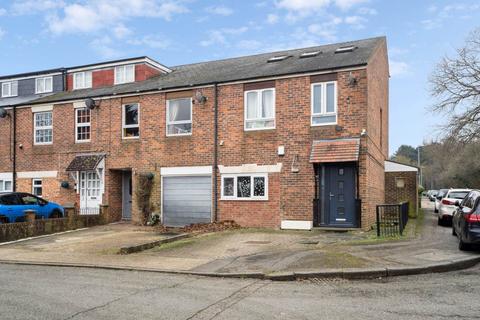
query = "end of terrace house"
xmin=0 ymin=36 xmax=389 ymax=230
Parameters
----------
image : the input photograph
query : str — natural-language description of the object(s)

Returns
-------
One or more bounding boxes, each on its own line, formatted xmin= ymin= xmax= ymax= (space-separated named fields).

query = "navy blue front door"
xmin=315 ymin=163 xmax=357 ymax=227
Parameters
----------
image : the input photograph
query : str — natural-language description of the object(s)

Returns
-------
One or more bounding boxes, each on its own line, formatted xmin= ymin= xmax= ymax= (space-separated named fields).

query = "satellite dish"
xmin=85 ymin=98 xmax=97 ymax=110
xmin=0 ymin=108 xmax=8 ymax=118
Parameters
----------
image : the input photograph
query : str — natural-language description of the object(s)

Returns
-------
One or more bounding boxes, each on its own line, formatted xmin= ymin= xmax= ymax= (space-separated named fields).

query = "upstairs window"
xmin=122 ymin=103 xmax=139 ymax=139
xmin=166 ymin=98 xmax=192 ymax=136
xmin=311 ymin=81 xmax=337 ymax=126
xmin=75 ymin=108 xmax=91 ymax=142
xmin=34 ymin=111 xmax=53 ymax=145
xmin=244 ymin=88 xmax=275 ymax=130
xmin=1 ymin=81 xmax=18 ymax=97
xmin=73 ymin=71 xmax=92 ymax=90
xmin=115 ymin=65 xmax=135 ymax=84
xmin=35 ymin=76 xmax=53 ymax=94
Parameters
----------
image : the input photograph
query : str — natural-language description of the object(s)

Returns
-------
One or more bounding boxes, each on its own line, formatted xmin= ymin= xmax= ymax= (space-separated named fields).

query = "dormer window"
xmin=115 ymin=65 xmax=135 ymax=84
xmin=1 ymin=81 xmax=18 ymax=97
xmin=35 ymin=76 xmax=53 ymax=94
xmin=73 ymin=71 xmax=92 ymax=90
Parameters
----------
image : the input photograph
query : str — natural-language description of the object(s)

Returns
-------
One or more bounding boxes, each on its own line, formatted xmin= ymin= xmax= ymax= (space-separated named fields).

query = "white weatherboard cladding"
xmin=218 ymin=163 xmax=282 ymax=174
xmin=17 ymin=171 xmax=57 ymax=178
xmin=31 ymin=105 xmax=53 ymax=113
xmin=281 ymin=220 xmax=313 ymax=230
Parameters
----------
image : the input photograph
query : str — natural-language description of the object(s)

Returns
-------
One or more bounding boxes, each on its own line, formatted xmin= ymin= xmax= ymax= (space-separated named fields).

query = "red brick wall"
xmin=1 ymin=42 xmax=389 ymax=229
xmin=385 ymin=171 xmax=418 ymax=211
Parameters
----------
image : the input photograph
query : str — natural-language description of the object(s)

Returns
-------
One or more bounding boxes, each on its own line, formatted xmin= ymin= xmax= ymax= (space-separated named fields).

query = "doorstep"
xmin=313 ymin=227 xmax=359 ymax=232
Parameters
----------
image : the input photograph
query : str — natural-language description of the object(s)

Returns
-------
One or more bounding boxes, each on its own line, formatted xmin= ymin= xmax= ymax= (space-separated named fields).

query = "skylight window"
xmin=267 ymin=55 xmax=289 ymax=62
xmin=335 ymin=46 xmax=357 ymax=53
xmin=300 ymin=51 xmax=321 ymax=58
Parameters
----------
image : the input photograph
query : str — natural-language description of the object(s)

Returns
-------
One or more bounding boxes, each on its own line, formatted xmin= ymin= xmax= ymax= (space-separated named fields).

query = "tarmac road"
xmin=0 ymin=263 xmax=479 ymax=320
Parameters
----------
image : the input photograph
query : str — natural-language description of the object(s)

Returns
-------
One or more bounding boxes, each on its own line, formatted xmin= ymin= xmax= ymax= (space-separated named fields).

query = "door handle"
xmin=329 ymin=193 xmax=334 ymax=198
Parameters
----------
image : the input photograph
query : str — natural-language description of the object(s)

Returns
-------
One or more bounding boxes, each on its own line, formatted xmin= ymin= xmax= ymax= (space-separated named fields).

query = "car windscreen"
xmin=438 ymin=189 xmax=449 ymax=197
xmin=447 ymin=191 xmax=469 ymax=200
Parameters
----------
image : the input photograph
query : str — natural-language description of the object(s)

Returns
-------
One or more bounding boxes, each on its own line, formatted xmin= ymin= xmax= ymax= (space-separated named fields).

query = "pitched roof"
xmin=25 ymin=36 xmax=385 ymax=106
xmin=66 ymin=154 xmax=104 ymax=172
xmin=385 ymin=160 xmax=418 ymax=172
xmin=310 ymin=138 xmax=360 ymax=163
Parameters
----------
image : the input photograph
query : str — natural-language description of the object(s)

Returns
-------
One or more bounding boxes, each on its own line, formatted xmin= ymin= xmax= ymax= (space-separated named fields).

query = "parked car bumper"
xmin=439 ymin=205 xmax=455 ymax=218
xmin=462 ymin=226 xmax=480 ymax=244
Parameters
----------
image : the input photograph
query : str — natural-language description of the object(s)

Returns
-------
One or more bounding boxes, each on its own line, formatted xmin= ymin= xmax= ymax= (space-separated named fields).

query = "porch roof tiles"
xmin=310 ymin=138 xmax=360 ymax=163
xmin=66 ymin=154 xmax=104 ymax=172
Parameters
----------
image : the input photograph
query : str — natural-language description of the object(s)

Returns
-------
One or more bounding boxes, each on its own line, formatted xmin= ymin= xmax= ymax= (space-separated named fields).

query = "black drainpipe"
xmin=213 ymin=83 xmax=219 ymax=222
xmin=12 ymin=105 xmax=17 ymax=192
xmin=61 ymin=68 xmax=67 ymax=91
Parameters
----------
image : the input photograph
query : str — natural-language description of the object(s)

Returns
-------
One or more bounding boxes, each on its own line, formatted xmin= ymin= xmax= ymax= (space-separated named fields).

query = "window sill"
xmin=33 ymin=143 xmax=53 ymax=146
xmin=221 ymin=198 xmax=268 ymax=201
xmin=310 ymin=123 xmax=338 ymax=127
xmin=244 ymin=127 xmax=276 ymax=132
xmin=166 ymin=133 xmax=193 ymax=137
xmin=75 ymin=140 xmax=91 ymax=144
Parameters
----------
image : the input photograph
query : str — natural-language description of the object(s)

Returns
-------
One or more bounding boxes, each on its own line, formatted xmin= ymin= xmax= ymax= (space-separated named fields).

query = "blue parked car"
xmin=0 ymin=192 xmax=64 ymax=223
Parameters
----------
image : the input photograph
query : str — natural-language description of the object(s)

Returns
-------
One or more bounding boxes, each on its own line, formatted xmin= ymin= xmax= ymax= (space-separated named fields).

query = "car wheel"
xmin=438 ymin=217 xmax=443 ymax=226
xmin=459 ymin=237 xmax=471 ymax=251
xmin=50 ymin=210 xmax=62 ymax=219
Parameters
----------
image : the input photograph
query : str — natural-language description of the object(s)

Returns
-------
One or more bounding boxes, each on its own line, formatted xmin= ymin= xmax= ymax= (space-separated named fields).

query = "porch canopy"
xmin=66 ymin=154 xmax=105 ymax=172
xmin=310 ymin=138 xmax=360 ymax=163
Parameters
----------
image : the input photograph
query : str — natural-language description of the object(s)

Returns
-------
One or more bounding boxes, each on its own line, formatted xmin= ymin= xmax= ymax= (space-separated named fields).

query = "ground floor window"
xmin=221 ymin=174 xmax=268 ymax=200
xmin=0 ymin=179 xmax=12 ymax=192
xmin=32 ymin=179 xmax=43 ymax=197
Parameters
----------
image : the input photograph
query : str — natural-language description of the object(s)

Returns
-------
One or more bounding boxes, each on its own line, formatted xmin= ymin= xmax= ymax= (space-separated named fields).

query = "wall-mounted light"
xmin=61 ymin=181 xmax=70 ymax=189
xmin=0 ymin=108 xmax=9 ymax=118
xmin=85 ymin=98 xmax=100 ymax=110
xmin=348 ymin=72 xmax=358 ymax=86
xmin=193 ymin=91 xmax=207 ymax=104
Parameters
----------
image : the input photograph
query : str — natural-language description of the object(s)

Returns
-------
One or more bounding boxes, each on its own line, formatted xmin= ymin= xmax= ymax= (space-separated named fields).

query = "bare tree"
xmin=430 ymin=27 xmax=480 ymax=141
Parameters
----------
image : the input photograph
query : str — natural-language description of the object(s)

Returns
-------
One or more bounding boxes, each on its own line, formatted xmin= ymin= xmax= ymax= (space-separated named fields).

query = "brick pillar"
xmin=99 ymin=204 xmax=109 ymax=224
xmin=24 ymin=210 xmax=36 ymax=223
xmin=64 ymin=205 xmax=76 ymax=229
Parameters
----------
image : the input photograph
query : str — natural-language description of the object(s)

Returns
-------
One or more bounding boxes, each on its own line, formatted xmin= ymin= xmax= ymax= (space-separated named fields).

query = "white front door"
xmin=79 ymin=171 xmax=102 ymax=215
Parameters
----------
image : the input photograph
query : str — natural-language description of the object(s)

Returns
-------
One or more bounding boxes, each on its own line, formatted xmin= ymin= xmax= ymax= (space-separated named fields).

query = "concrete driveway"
xmin=0 ymin=199 xmax=477 ymax=276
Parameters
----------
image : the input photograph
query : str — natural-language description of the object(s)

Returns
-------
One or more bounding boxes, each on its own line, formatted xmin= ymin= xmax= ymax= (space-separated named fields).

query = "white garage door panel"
xmin=163 ymin=176 xmax=212 ymax=227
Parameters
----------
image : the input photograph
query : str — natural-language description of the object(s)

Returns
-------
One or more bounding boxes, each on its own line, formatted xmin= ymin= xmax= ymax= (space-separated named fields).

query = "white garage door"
xmin=162 ymin=176 xmax=212 ymax=227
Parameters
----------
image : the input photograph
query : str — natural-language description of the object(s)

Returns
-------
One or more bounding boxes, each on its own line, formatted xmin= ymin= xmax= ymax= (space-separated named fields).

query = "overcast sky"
xmin=0 ymin=0 xmax=479 ymax=155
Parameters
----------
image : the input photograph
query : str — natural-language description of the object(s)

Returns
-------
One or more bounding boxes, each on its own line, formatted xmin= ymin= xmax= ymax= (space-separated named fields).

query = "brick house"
xmin=0 ymin=36 xmax=389 ymax=230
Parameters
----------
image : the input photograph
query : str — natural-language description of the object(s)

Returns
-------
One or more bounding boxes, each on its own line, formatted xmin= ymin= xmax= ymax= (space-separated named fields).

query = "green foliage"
xmin=391 ymin=145 xmax=418 ymax=165
xmin=136 ymin=173 xmax=154 ymax=225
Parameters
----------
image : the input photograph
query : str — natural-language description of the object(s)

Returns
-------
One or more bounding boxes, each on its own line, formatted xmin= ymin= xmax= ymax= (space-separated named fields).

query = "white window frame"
xmin=73 ymin=71 xmax=92 ymax=90
xmin=0 ymin=179 xmax=13 ymax=192
xmin=32 ymin=179 xmax=43 ymax=197
xmin=221 ymin=173 xmax=268 ymax=201
xmin=34 ymin=111 xmax=53 ymax=145
xmin=244 ymin=88 xmax=276 ymax=131
xmin=1 ymin=81 xmax=18 ymax=97
xmin=75 ymin=108 xmax=91 ymax=143
xmin=166 ymin=98 xmax=193 ymax=137
xmin=114 ymin=65 xmax=135 ymax=85
xmin=311 ymin=81 xmax=338 ymax=126
xmin=122 ymin=103 xmax=140 ymax=139
xmin=35 ymin=76 xmax=53 ymax=94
